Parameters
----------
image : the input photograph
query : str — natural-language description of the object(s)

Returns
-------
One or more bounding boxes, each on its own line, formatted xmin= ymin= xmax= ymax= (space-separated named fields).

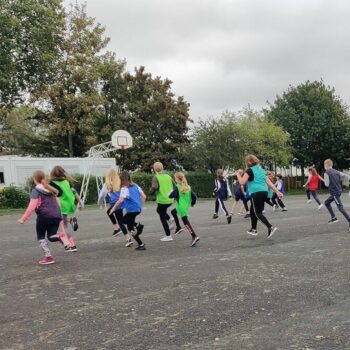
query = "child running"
xmin=98 ymin=169 xmax=133 ymax=247
xmin=111 ymin=171 xmax=146 ymax=250
xmin=18 ymin=170 xmax=71 ymax=265
xmin=236 ymin=155 xmax=282 ymax=238
xmin=150 ymin=162 xmax=176 ymax=241
xmin=303 ymin=167 xmax=323 ymax=209
xmin=213 ymin=168 xmax=232 ymax=224
xmin=272 ymin=174 xmax=287 ymax=212
xmin=50 ymin=166 xmax=81 ymax=252
xmin=323 ymin=159 xmax=350 ymax=230
xmin=265 ymin=171 xmax=275 ymax=208
xmin=169 ymin=172 xmax=200 ymax=246
xmin=230 ymin=170 xmax=250 ymax=218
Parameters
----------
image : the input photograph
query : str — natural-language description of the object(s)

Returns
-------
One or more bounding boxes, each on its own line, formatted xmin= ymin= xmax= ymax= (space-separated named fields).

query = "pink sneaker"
xmin=38 ymin=257 xmax=55 ymax=265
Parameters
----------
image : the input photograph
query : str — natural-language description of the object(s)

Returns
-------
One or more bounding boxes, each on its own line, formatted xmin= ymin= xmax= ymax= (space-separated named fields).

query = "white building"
xmin=0 ymin=156 xmax=116 ymax=187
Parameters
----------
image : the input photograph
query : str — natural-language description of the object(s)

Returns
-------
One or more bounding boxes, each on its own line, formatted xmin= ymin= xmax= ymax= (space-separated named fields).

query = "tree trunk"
xmin=68 ymin=132 xmax=73 ymax=157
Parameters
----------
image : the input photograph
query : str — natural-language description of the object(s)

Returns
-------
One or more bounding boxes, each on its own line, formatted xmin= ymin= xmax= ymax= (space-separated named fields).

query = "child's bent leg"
xmin=107 ymin=207 xmax=120 ymax=231
xmin=181 ymin=216 xmax=197 ymax=239
xmin=310 ymin=191 xmax=321 ymax=205
xmin=171 ymin=208 xmax=181 ymax=230
xmin=115 ymin=209 xmax=131 ymax=241
xmin=325 ymin=196 xmax=336 ymax=218
xmin=334 ymin=195 xmax=350 ymax=222
xmin=36 ymin=218 xmax=52 ymax=257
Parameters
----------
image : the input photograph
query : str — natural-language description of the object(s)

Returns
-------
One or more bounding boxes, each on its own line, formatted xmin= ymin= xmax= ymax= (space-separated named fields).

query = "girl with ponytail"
xmin=169 ymin=172 xmax=200 ymax=247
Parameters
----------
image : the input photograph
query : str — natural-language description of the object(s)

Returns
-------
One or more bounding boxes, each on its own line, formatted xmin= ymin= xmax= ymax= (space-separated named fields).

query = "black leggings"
xmin=156 ymin=203 xmax=172 ymax=236
xmin=271 ymin=193 xmax=285 ymax=208
xmin=250 ymin=192 xmax=272 ymax=230
xmin=107 ymin=207 xmax=128 ymax=235
xmin=215 ymin=197 xmax=229 ymax=216
xmin=171 ymin=208 xmax=197 ymax=239
xmin=123 ymin=212 xmax=143 ymax=245
xmin=310 ymin=190 xmax=321 ymax=205
xmin=36 ymin=217 xmax=61 ymax=241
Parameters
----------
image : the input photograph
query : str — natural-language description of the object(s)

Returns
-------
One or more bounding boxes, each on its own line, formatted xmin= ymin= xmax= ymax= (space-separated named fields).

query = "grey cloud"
xmin=68 ymin=0 xmax=350 ymax=118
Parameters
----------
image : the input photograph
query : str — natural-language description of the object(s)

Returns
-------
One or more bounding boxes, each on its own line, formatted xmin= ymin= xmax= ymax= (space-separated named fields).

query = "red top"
xmin=309 ymin=175 xmax=319 ymax=191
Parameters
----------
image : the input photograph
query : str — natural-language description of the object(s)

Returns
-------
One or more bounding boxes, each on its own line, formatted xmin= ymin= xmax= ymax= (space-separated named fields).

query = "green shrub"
xmin=0 ymin=186 xmax=30 ymax=209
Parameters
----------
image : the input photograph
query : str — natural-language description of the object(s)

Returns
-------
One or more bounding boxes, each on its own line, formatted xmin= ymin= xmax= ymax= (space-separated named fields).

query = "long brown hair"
xmin=120 ymin=170 xmax=133 ymax=188
xmin=311 ymin=168 xmax=318 ymax=176
xmin=33 ymin=170 xmax=58 ymax=196
xmin=175 ymin=172 xmax=189 ymax=193
xmin=50 ymin=165 xmax=75 ymax=183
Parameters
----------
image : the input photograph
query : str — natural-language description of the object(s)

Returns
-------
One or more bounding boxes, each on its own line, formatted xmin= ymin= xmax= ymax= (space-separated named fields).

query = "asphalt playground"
xmin=1 ymin=195 xmax=350 ymax=350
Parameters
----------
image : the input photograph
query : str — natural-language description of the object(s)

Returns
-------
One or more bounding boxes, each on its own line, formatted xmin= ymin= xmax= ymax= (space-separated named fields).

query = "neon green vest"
xmin=156 ymin=174 xmax=174 ymax=204
xmin=54 ymin=180 xmax=76 ymax=215
xmin=176 ymin=184 xmax=191 ymax=217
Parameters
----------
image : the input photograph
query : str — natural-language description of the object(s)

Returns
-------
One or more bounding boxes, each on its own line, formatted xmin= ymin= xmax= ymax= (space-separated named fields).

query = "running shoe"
xmin=39 ymin=257 xmax=55 ymax=265
xmin=174 ymin=228 xmax=184 ymax=235
xmin=71 ymin=217 xmax=79 ymax=231
xmin=307 ymin=199 xmax=312 ymax=204
xmin=112 ymin=228 xmax=121 ymax=237
xmin=227 ymin=215 xmax=232 ymax=224
xmin=191 ymin=236 xmax=200 ymax=246
xmin=70 ymin=246 xmax=78 ymax=252
xmin=160 ymin=236 xmax=173 ymax=242
xmin=244 ymin=214 xmax=251 ymax=219
xmin=282 ymin=208 xmax=288 ymax=212
xmin=318 ymin=204 xmax=324 ymax=210
xmin=267 ymin=226 xmax=278 ymax=238
xmin=64 ymin=245 xmax=75 ymax=252
xmin=246 ymin=229 xmax=258 ymax=236
xmin=135 ymin=244 xmax=146 ymax=250
xmin=125 ymin=240 xmax=133 ymax=247
xmin=212 ymin=213 xmax=218 ymax=219
xmin=328 ymin=217 xmax=339 ymax=224
xmin=272 ymin=205 xmax=277 ymax=212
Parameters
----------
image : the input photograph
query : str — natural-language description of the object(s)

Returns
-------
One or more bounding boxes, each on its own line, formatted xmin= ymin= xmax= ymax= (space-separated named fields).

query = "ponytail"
xmin=33 ymin=170 xmax=58 ymax=196
xmin=175 ymin=172 xmax=188 ymax=193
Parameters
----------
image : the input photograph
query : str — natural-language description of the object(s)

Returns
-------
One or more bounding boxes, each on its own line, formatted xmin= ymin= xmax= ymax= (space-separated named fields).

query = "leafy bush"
xmin=0 ymin=186 xmax=30 ymax=209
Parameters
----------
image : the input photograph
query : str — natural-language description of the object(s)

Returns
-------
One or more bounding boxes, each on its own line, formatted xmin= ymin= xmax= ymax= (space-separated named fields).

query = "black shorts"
xmin=235 ymin=195 xmax=245 ymax=202
xmin=36 ymin=216 xmax=61 ymax=241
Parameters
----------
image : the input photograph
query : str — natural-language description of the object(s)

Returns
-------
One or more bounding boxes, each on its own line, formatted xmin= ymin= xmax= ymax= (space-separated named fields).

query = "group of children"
xmin=18 ymin=157 xmax=350 ymax=266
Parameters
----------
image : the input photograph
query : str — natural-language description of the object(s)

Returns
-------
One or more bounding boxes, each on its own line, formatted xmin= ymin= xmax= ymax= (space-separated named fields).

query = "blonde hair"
xmin=324 ymin=159 xmax=333 ymax=168
xmin=105 ymin=168 xmax=121 ymax=192
xmin=245 ymin=155 xmax=260 ymax=167
xmin=175 ymin=172 xmax=189 ymax=193
xmin=153 ymin=162 xmax=164 ymax=173
xmin=33 ymin=170 xmax=58 ymax=196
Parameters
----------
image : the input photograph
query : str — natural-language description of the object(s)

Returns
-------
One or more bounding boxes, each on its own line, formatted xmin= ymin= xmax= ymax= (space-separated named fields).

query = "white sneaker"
xmin=160 ymin=236 xmax=173 ymax=242
xmin=273 ymin=205 xmax=277 ymax=212
xmin=318 ymin=204 xmax=324 ymax=210
xmin=125 ymin=240 xmax=133 ymax=247
xmin=307 ymin=199 xmax=312 ymax=204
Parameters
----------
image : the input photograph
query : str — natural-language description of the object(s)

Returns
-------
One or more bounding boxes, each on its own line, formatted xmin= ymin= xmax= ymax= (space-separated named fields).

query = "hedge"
xmin=0 ymin=186 xmax=30 ymax=209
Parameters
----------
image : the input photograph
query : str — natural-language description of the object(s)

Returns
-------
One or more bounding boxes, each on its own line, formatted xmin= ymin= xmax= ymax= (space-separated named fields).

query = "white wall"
xmin=0 ymin=157 xmax=116 ymax=187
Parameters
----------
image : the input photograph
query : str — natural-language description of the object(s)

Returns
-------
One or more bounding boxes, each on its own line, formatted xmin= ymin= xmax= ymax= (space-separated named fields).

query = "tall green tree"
xmin=97 ymin=66 xmax=191 ymax=171
xmin=267 ymin=80 xmax=350 ymax=172
xmin=34 ymin=3 xmax=109 ymax=156
xmin=0 ymin=0 xmax=65 ymax=106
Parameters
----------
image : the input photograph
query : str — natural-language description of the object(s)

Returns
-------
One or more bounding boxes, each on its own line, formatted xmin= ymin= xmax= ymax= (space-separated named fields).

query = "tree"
xmin=0 ymin=0 xmax=65 ymax=106
xmin=96 ymin=66 xmax=191 ymax=171
xmin=33 ymin=3 xmax=109 ymax=156
xmin=267 ymin=80 xmax=350 ymax=172
xmin=190 ymin=110 xmax=291 ymax=171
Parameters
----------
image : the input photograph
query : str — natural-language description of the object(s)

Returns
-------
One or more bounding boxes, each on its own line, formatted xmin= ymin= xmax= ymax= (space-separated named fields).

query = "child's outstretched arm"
xmin=18 ymin=198 xmax=39 ymax=224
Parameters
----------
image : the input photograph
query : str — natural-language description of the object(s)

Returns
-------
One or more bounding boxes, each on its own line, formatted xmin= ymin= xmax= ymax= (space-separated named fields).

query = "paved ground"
xmin=1 ymin=195 xmax=350 ymax=350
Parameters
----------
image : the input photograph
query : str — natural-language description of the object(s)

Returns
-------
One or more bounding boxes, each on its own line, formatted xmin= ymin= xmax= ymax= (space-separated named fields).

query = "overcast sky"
xmin=65 ymin=0 xmax=350 ymax=119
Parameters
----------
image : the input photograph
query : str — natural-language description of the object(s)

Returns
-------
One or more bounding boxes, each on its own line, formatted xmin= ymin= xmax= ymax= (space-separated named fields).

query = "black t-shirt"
xmin=246 ymin=168 xmax=254 ymax=181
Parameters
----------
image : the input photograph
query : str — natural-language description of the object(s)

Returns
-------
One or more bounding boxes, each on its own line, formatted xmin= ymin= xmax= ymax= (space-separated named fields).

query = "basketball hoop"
xmin=111 ymin=130 xmax=133 ymax=149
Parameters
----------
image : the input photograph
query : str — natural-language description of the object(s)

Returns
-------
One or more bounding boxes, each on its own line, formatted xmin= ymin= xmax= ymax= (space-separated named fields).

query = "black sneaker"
xmin=246 ymin=229 xmax=258 ymax=236
xmin=267 ymin=226 xmax=277 ymax=238
xmin=227 ymin=215 xmax=232 ymax=224
xmin=136 ymin=223 xmax=144 ymax=236
xmin=70 ymin=245 xmax=78 ymax=252
xmin=244 ymin=214 xmax=251 ymax=219
xmin=191 ymin=236 xmax=200 ymax=246
xmin=174 ymin=228 xmax=184 ymax=235
xmin=135 ymin=244 xmax=146 ymax=250
xmin=112 ymin=228 xmax=121 ymax=237
xmin=65 ymin=245 xmax=75 ymax=252
xmin=212 ymin=213 xmax=218 ymax=219
xmin=71 ymin=217 xmax=78 ymax=231
xmin=282 ymin=208 xmax=288 ymax=212
xmin=328 ymin=217 xmax=339 ymax=224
